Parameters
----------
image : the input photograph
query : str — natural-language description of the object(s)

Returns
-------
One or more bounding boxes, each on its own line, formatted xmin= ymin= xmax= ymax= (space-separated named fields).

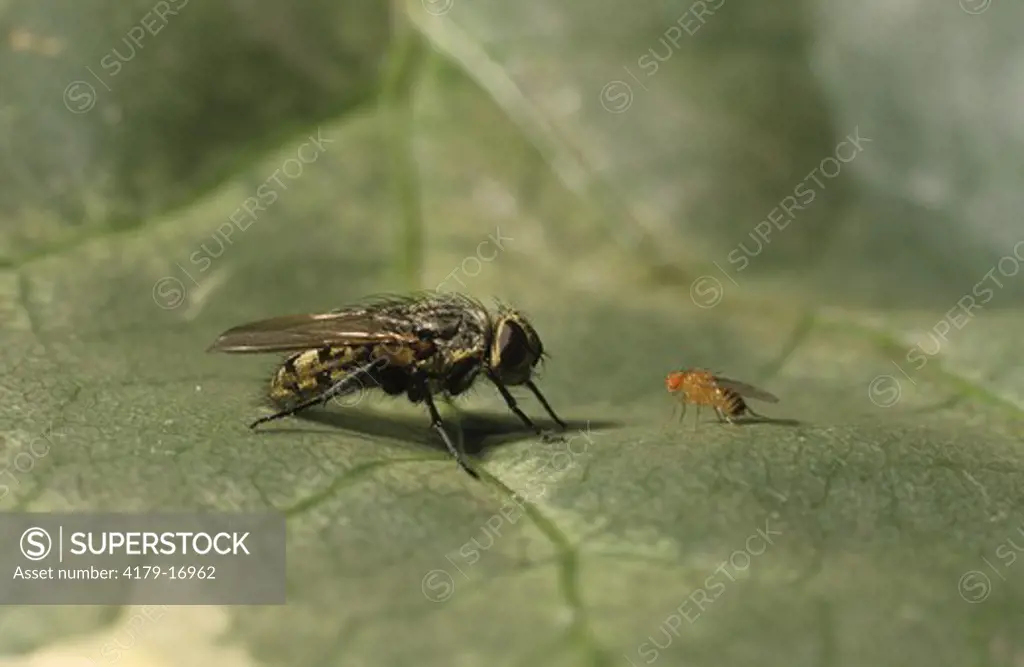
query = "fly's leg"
xmin=694 ymin=405 xmax=701 ymax=431
xmin=489 ymin=374 xmax=564 ymax=442
xmin=420 ymin=380 xmax=479 ymax=479
xmin=668 ymin=399 xmax=681 ymax=425
xmin=525 ymin=380 xmax=568 ymax=432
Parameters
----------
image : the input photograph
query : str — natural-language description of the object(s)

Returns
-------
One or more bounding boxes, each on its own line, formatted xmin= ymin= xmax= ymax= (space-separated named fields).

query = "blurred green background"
xmin=2 ymin=0 xmax=1024 ymax=665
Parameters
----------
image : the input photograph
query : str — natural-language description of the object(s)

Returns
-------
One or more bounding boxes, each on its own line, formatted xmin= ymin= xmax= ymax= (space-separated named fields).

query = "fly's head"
xmin=488 ymin=309 xmax=545 ymax=386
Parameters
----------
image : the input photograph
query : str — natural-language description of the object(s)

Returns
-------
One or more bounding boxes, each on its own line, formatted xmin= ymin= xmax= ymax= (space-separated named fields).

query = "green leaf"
xmin=3 ymin=1 xmax=1024 ymax=666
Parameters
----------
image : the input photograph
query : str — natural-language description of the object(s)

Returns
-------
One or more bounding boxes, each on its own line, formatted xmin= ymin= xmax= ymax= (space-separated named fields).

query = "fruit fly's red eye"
xmin=666 ymin=373 xmax=682 ymax=392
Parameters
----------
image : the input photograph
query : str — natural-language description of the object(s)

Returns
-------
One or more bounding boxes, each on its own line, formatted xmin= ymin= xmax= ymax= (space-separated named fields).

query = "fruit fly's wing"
xmin=713 ymin=376 xmax=780 ymax=403
xmin=207 ymin=311 xmax=418 ymax=353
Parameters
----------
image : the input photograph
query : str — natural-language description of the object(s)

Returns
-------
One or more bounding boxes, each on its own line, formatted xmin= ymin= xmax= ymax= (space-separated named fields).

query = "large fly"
xmin=208 ymin=292 xmax=568 ymax=477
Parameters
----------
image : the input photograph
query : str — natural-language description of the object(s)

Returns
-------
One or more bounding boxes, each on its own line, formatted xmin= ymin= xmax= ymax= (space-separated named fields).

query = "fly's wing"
xmin=207 ymin=311 xmax=418 ymax=353
xmin=712 ymin=376 xmax=780 ymax=403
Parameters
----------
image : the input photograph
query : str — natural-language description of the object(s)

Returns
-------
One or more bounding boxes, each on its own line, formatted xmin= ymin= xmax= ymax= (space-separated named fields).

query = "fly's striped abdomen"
xmin=719 ymin=388 xmax=748 ymax=416
xmin=269 ymin=345 xmax=373 ymax=404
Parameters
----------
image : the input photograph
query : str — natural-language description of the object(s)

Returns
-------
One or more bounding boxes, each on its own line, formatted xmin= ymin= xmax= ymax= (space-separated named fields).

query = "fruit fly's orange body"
xmin=665 ymin=369 xmax=778 ymax=426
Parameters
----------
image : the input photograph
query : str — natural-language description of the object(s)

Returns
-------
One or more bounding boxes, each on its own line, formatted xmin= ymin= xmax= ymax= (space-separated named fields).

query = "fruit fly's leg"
xmin=694 ymin=405 xmax=701 ymax=431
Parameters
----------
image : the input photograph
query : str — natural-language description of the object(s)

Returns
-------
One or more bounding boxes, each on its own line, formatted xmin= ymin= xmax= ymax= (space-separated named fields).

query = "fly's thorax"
xmin=675 ymin=374 xmax=717 ymax=408
xmin=371 ymin=339 xmax=428 ymax=367
xmin=488 ymin=310 xmax=544 ymax=386
xmin=678 ymin=373 xmax=707 ymax=396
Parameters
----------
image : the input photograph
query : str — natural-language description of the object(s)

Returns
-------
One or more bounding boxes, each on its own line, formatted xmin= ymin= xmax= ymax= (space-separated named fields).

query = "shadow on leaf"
xmin=727 ymin=416 xmax=804 ymax=427
xmin=251 ymin=406 xmax=625 ymax=457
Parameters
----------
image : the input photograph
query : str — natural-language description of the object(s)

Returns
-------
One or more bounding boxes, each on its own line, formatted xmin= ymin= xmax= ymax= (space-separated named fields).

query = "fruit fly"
xmin=665 ymin=369 xmax=778 ymax=427
xmin=207 ymin=292 xmax=568 ymax=478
